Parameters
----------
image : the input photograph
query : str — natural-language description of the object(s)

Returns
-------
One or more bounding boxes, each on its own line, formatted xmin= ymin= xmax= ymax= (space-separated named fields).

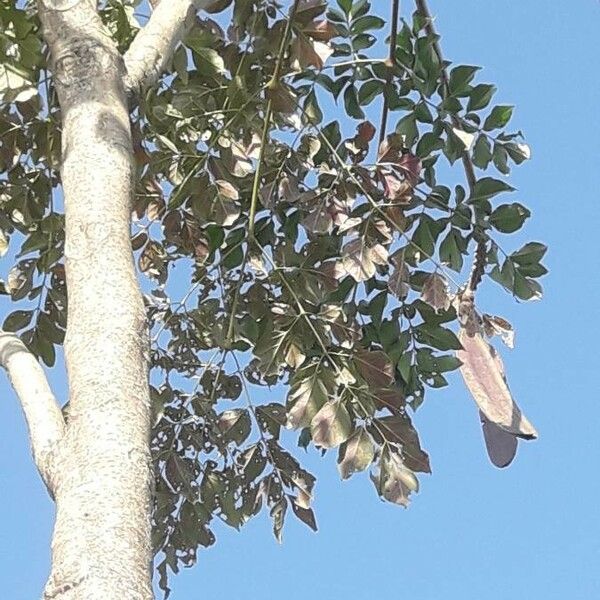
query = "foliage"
xmin=0 ymin=0 xmax=547 ymax=595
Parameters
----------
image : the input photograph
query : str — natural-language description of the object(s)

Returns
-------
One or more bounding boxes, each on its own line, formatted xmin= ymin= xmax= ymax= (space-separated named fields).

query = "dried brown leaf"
xmin=421 ymin=272 xmax=451 ymax=312
xmin=302 ymin=195 xmax=334 ymax=234
xmin=354 ymin=348 xmax=394 ymax=387
xmin=303 ymin=19 xmax=338 ymax=41
xmin=284 ymin=342 xmax=306 ymax=369
xmin=296 ymin=0 xmax=328 ymax=23
xmin=380 ymin=170 xmax=412 ymax=202
xmin=215 ymin=179 xmax=239 ymax=200
xmin=342 ymin=239 xmax=386 ymax=282
xmin=291 ymin=36 xmax=333 ymax=70
xmin=357 ymin=121 xmax=376 ymax=143
xmin=398 ymin=152 xmax=422 ymax=186
xmin=482 ymin=314 xmax=515 ymax=349
xmin=388 ymin=260 xmax=410 ymax=299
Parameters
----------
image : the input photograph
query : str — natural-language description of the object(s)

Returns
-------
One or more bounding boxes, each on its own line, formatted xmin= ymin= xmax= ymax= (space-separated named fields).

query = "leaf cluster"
xmin=0 ymin=0 xmax=547 ymax=594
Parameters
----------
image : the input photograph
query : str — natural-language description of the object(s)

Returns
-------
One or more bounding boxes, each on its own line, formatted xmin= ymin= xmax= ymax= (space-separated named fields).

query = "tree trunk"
xmin=39 ymin=1 xmax=153 ymax=597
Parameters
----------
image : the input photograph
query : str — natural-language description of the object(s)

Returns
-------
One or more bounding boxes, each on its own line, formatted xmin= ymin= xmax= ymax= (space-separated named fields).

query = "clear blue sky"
xmin=2 ymin=1 xmax=600 ymax=598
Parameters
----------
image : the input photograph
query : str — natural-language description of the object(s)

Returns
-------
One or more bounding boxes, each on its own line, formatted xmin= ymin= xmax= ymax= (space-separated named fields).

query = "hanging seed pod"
xmin=457 ymin=324 xmax=537 ymax=439
xmin=480 ymin=412 xmax=518 ymax=468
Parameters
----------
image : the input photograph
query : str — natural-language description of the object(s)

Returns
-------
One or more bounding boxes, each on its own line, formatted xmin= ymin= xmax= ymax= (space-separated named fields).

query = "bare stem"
xmin=378 ymin=0 xmax=401 ymax=149
xmin=226 ymin=0 xmax=301 ymax=343
xmin=414 ymin=0 xmax=485 ymax=291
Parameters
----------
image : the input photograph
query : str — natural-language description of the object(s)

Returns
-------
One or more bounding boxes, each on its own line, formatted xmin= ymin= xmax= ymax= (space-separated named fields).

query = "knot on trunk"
xmin=55 ymin=39 xmax=110 ymax=87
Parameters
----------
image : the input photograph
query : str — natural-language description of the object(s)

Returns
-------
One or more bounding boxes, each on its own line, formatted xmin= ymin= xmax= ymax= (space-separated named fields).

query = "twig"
xmin=414 ymin=0 xmax=476 ymax=190
xmin=414 ymin=0 xmax=485 ymax=291
xmin=225 ymin=0 xmax=302 ymax=344
xmin=378 ymin=0 xmax=401 ymax=149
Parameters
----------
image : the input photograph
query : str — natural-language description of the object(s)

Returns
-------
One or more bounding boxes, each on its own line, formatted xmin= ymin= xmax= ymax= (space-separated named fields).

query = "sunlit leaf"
xmin=311 ymin=401 xmax=352 ymax=448
xmin=338 ymin=428 xmax=375 ymax=479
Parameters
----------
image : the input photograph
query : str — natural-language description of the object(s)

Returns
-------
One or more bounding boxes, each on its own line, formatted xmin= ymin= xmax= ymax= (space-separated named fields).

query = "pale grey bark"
xmin=37 ymin=0 xmax=153 ymax=597
xmin=124 ymin=0 xmax=212 ymax=93
xmin=0 ymin=331 xmax=64 ymax=495
xmin=0 ymin=0 xmax=210 ymax=595
xmin=29 ymin=0 xmax=206 ymax=597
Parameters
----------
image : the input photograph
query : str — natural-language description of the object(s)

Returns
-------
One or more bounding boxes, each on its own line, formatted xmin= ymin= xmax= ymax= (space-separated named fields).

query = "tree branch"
xmin=414 ymin=0 xmax=477 ymax=192
xmin=415 ymin=0 xmax=486 ymax=292
xmin=378 ymin=0 xmax=401 ymax=150
xmin=123 ymin=0 xmax=212 ymax=94
xmin=0 ymin=331 xmax=65 ymax=496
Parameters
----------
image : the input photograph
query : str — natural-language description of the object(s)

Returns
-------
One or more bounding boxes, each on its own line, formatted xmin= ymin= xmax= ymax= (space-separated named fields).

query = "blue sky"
xmin=2 ymin=0 xmax=600 ymax=598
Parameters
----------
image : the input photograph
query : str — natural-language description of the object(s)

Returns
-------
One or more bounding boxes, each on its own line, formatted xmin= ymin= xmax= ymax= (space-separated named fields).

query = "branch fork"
xmin=16 ymin=0 xmax=213 ymax=498
xmin=123 ymin=0 xmax=214 ymax=94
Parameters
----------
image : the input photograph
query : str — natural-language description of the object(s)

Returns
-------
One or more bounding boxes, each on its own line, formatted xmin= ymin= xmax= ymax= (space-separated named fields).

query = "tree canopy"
xmin=0 ymin=0 xmax=546 ymax=595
